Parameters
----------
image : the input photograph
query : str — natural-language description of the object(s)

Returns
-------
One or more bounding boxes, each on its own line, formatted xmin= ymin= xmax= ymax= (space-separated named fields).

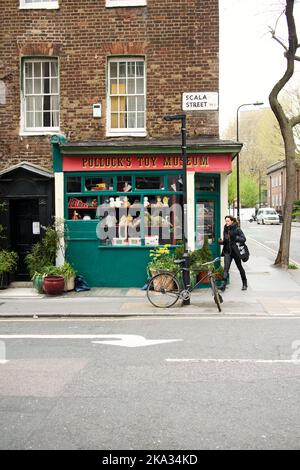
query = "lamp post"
xmin=236 ymin=101 xmax=263 ymax=223
xmin=250 ymin=167 xmax=262 ymax=209
xmin=163 ymin=113 xmax=190 ymax=304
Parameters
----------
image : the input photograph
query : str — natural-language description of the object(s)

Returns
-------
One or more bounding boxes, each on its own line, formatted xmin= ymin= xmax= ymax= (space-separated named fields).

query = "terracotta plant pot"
xmin=43 ymin=275 xmax=65 ymax=295
xmin=197 ymin=271 xmax=210 ymax=284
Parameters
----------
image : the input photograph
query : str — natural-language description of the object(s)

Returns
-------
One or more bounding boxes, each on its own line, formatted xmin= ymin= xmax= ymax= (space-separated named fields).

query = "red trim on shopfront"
xmin=62 ymin=154 xmax=232 ymax=173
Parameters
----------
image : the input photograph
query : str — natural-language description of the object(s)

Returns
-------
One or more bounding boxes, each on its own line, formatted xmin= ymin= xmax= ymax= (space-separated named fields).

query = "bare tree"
xmin=269 ymin=0 xmax=300 ymax=268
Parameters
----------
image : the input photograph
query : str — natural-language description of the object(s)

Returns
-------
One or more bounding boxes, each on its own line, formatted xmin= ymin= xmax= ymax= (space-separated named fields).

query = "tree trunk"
xmin=269 ymin=0 xmax=299 ymax=268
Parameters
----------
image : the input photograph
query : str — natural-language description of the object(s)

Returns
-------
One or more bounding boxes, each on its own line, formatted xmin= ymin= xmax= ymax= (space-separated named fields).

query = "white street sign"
xmin=0 ymin=334 xmax=182 ymax=349
xmin=182 ymin=92 xmax=218 ymax=111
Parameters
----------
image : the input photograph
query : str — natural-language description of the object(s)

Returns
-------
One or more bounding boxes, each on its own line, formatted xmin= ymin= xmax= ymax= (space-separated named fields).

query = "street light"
xmin=250 ymin=167 xmax=262 ymax=209
xmin=236 ymin=101 xmax=263 ymax=222
xmin=163 ymin=113 xmax=190 ymax=304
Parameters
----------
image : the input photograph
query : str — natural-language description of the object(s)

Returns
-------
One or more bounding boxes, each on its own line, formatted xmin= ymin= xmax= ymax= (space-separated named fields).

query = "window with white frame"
xmin=20 ymin=0 xmax=58 ymax=9
xmin=107 ymin=58 xmax=146 ymax=136
xmin=22 ymin=59 xmax=59 ymax=133
xmin=106 ymin=0 xmax=147 ymax=7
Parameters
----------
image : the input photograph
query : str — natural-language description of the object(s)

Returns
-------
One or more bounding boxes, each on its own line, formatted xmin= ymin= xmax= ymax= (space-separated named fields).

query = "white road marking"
xmin=166 ymin=358 xmax=300 ymax=364
xmin=0 ymin=334 xmax=182 ymax=348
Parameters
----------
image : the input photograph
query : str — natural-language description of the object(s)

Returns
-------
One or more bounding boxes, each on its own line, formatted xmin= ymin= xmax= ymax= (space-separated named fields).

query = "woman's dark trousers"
xmin=223 ymin=253 xmax=247 ymax=284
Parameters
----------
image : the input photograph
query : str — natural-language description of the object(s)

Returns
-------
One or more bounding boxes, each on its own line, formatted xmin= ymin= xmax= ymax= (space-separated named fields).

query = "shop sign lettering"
xmin=62 ymin=154 xmax=232 ymax=173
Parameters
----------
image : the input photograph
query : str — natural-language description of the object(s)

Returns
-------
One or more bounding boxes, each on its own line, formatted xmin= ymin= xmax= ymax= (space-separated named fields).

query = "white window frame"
xmin=106 ymin=0 xmax=147 ymax=7
xmin=20 ymin=0 xmax=58 ymax=9
xmin=106 ymin=57 xmax=146 ymax=137
xmin=20 ymin=58 xmax=60 ymax=136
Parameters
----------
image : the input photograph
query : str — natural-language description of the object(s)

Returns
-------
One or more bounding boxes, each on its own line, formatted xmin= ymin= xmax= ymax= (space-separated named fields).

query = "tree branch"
xmin=270 ymin=29 xmax=288 ymax=51
xmin=290 ymin=114 xmax=300 ymax=127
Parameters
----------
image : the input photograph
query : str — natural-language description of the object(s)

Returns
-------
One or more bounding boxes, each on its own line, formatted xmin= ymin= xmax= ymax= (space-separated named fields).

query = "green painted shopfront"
xmin=52 ymin=136 xmax=240 ymax=287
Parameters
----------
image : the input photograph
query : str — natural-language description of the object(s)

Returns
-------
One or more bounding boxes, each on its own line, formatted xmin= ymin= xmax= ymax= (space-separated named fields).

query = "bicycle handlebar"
xmin=175 ymin=256 xmax=220 ymax=268
xmin=197 ymin=257 xmax=220 ymax=267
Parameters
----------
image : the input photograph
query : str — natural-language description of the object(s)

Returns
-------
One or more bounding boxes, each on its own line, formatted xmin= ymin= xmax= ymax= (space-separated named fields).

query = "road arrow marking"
xmin=0 ymin=334 xmax=182 ymax=348
xmin=92 ymin=335 xmax=182 ymax=348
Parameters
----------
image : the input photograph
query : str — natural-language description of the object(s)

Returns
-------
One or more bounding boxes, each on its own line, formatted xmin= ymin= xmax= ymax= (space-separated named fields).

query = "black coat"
xmin=220 ymin=223 xmax=246 ymax=256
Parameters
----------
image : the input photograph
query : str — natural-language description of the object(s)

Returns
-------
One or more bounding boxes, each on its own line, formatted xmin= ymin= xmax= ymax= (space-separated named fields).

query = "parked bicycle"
xmin=146 ymin=257 xmax=223 ymax=312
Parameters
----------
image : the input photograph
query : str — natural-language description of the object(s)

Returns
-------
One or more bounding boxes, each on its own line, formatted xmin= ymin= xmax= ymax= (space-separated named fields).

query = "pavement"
xmin=0 ymin=233 xmax=300 ymax=317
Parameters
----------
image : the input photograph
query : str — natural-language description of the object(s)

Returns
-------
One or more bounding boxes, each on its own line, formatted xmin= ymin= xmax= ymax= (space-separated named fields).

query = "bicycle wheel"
xmin=210 ymin=277 xmax=222 ymax=312
xmin=147 ymin=272 xmax=180 ymax=308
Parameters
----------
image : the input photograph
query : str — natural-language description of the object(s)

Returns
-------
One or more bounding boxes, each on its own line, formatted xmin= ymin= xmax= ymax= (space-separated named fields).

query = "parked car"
xmin=256 ymin=208 xmax=280 ymax=225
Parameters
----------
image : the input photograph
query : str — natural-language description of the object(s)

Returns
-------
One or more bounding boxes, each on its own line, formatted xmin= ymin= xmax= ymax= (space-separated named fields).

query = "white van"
xmin=257 ymin=207 xmax=280 ymax=225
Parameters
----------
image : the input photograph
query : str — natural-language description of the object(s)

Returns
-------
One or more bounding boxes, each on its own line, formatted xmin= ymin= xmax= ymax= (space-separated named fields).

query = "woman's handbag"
xmin=235 ymin=242 xmax=250 ymax=262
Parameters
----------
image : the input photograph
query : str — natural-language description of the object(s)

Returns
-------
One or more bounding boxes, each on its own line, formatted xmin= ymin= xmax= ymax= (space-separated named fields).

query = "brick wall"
xmin=0 ymin=0 xmax=219 ymax=172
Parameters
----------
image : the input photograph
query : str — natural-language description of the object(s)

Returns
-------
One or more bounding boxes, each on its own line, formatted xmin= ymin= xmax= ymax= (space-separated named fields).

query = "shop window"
xmin=84 ymin=177 xmax=113 ymax=191
xmin=68 ymin=196 xmax=98 ymax=220
xmin=67 ymin=176 xmax=81 ymax=193
xmin=143 ymin=194 xmax=182 ymax=246
xmin=96 ymin=193 xmax=182 ymax=246
xmin=20 ymin=0 xmax=59 ymax=9
xmin=96 ymin=195 xmax=142 ymax=246
xmin=107 ymin=58 xmax=145 ymax=136
xmin=22 ymin=58 xmax=59 ymax=133
xmin=117 ymin=175 xmax=132 ymax=192
xmin=195 ymin=175 xmax=218 ymax=192
xmin=135 ymin=175 xmax=164 ymax=190
xmin=196 ymin=201 xmax=215 ymax=248
xmin=167 ymin=174 xmax=183 ymax=191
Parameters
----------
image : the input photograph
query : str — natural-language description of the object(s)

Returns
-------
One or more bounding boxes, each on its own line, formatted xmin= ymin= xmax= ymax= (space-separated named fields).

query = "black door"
xmin=10 ymin=199 xmax=40 ymax=280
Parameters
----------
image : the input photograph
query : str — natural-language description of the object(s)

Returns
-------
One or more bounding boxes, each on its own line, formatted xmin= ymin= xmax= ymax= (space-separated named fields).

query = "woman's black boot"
xmin=242 ymin=279 xmax=248 ymax=291
xmin=220 ymin=280 xmax=226 ymax=292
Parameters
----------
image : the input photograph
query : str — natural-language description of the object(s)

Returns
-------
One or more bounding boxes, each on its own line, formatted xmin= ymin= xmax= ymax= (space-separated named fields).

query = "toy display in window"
xmin=155 ymin=196 xmax=164 ymax=207
xmin=123 ymin=182 xmax=132 ymax=192
xmin=102 ymin=211 xmax=117 ymax=228
xmin=122 ymin=196 xmax=131 ymax=208
xmin=119 ymin=214 xmax=133 ymax=238
xmin=72 ymin=210 xmax=81 ymax=220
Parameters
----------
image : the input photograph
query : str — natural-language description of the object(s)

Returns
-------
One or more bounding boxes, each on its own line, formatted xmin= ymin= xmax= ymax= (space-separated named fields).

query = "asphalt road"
xmin=1 ymin=317 xmax=300 ymax=450
xmin=244 ymin=220 xmax=300 ymax=265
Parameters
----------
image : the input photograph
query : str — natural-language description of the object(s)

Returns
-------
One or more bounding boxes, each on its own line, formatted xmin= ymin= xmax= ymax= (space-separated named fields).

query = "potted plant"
xmin=32 ymin=271 xmax=45 ymax=294
xmin=0 ymin=249 xmax=18 ymax=289
xmin=58 ymin=261 xmax=76 ymax=291
xmin=147 ymin=245 xmax=177 ymax=290
xmin=147 ymin=245 xmax=176 ymax=276
xmin=190 ymin=236 xmax=213 ymax=284
xmin=42 ymin=265 xmax=65 ymax=296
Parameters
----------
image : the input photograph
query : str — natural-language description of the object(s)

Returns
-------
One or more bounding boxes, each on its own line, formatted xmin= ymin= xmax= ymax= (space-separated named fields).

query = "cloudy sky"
xmin=219 ymin=0 xmax=300 ymax=134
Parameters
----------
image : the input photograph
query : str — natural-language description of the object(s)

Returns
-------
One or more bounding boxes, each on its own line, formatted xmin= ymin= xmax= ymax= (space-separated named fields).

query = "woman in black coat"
xmin=218 ymin=215 xmax=248 ymax=291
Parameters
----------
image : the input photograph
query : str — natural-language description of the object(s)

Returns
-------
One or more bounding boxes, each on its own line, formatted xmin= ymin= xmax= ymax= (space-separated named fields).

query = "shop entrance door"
xmin=10 ymin=199 xmax=40 ymax=280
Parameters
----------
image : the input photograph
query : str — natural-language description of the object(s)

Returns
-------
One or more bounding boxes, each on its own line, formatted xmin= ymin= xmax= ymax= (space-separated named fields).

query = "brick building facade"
xmin=0 ymin=1 xmax=240 ymax=285
xmin=267 ymin=160 xmax=300 ymax=215
xmin=1 ymin=0 xmax=219 ymax=172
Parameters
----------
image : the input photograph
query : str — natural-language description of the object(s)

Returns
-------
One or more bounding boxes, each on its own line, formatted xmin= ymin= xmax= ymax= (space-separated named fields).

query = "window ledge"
xmin=106 ymin=131 xmax=147 ymax=138
xmin=106 ymin=0 xmax=147 ymax=7
xmin=19 ymin=2 xmax=59 ymax=9
xmin=20 ymin=130 xmax=60 ymax=136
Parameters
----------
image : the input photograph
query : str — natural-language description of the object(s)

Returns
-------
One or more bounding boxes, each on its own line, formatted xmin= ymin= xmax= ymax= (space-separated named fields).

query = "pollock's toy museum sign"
xmin=62 ymin=154 xmax=232 ymax=172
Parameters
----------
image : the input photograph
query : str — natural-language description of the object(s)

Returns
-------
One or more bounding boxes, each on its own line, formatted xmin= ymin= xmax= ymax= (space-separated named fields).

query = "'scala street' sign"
xmin=182 ymin=92 xmax=219 ymax=111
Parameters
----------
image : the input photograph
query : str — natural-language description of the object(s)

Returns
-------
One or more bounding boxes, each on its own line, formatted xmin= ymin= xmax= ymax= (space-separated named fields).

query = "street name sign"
xmin=182 ymin=92 xmax=218 ymax=111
